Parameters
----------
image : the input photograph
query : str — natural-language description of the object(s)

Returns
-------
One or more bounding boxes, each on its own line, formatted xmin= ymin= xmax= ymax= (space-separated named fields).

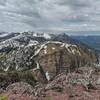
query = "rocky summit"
xmin=0 ymin=32 xmax=100 ymax=100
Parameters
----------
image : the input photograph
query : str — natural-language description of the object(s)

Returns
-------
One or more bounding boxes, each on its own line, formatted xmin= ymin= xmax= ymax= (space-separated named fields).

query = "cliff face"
xmin=34 ymin=41 xmax=98 ymax=80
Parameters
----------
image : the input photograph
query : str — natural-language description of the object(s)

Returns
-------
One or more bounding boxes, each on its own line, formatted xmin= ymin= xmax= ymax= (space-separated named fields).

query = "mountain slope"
xmin=34 ymin=41 xmax=98 ymax=80
xmin=0 ymin=32 xmax=99 ymax=82
xmin=71 ymin=36 xmax=100 ymax=53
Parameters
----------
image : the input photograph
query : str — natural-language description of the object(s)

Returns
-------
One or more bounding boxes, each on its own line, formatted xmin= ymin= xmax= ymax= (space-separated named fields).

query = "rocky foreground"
xmin=0 ymin=66 xmax=100 ymax=100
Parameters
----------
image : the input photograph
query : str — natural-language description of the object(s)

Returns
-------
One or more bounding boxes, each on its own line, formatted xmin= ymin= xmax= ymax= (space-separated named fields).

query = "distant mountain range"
xmin=71 ymin=36 xmax=100 ymax=53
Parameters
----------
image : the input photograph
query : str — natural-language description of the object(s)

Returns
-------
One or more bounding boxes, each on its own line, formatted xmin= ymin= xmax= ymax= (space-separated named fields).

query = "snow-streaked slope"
xmin=0 ymin=33 xmax=9 ymax=37
xmin=33 ymin=41 xmax=81 ymax=57
xmin=0 ymin=32 xmax=99 ymax=73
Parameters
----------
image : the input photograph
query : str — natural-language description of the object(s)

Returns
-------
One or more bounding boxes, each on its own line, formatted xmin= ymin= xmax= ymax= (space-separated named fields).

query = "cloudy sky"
xmin=0 ymin=0 xmax=100 ymax=35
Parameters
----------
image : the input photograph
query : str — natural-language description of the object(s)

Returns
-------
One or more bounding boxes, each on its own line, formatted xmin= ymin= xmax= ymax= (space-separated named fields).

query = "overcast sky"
xmin=0 ymin=0 xmax=100 ymax=35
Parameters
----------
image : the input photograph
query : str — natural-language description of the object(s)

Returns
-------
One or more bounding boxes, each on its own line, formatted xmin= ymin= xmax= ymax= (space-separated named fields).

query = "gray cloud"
xmin=0 ymin=0 xmax=100 ymax=34
xmin=0 ymin=0 xmax=6 ymax=5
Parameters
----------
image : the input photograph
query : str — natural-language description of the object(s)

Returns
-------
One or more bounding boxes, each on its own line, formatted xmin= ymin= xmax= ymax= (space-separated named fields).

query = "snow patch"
xmin=52 ymin=47 xmax=55 ymax=50
xmin=0 ymin=33 xmax=8 ymax=37
xmin=71 ymin=49 xmax=75 ymax=54
xmin=44 ymin=49 xmax=47 ymax=54
xmin=33 ymin=62 xmax=40 ymax=71
xmin=65 ymin=44 xmax=71 ymax=48
xmin=36 ymin=62 xmax=40 ymax=69
xmin=44 ymin=45 xmax=47 ymax=49
xmin=33 ymin=41 xmax=80 ymax=57
xmin=45 ymin=71 xmax=50 ymax=81
xmin=28 ymin=40 xmax=38 ymax=46
xmin=16 ymin=65 xmax=19 ymax=70
xmin=32 ymin=33 xmax=51 ymax=39
xmin=4 ymin=66 xmax=9 ymax=72
xmin=44 ymin=46 xmax=47 ymax=54
xmin=44 ymin=33 xmax=51 ymax=39
xmin=60 ymin=43 xmax=65 ymax=47
xmin=33 ymin=43 xmax=47 ymax=56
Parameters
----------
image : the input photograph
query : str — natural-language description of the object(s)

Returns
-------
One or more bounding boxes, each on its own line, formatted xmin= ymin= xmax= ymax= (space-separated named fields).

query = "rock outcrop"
xmin=34 ymin=41 xmax=98 ymax=80
xmin=0 ymin=66 xmax=100 ymax=100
